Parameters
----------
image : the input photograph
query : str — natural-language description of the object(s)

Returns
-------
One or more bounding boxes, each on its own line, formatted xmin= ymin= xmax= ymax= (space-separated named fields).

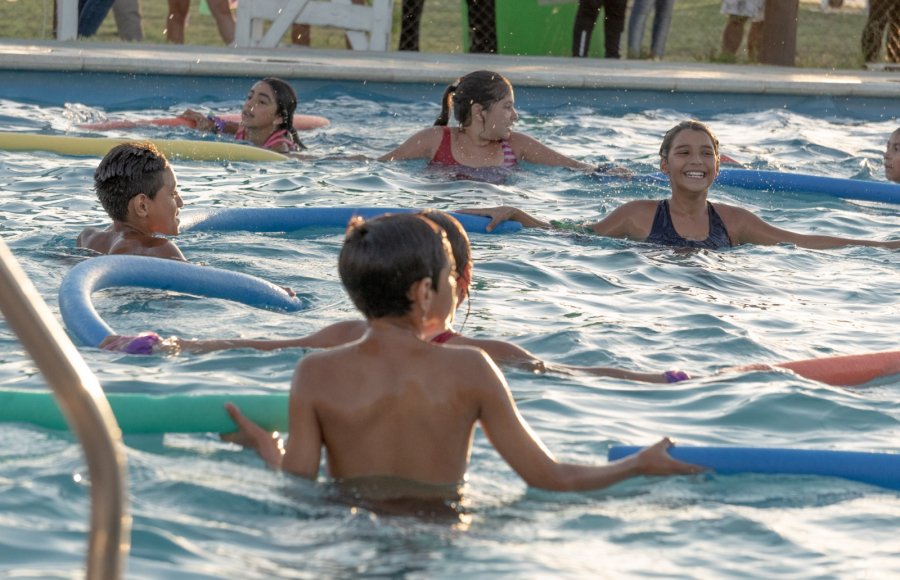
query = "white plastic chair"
xmin=234 ymin=0 xmax=395 ymax=50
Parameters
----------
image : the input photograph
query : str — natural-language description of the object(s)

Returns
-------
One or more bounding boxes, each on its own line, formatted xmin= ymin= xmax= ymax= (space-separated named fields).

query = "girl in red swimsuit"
xmin=180 ymin=78 xmax=306 ymax=154
xmin=376 ymin=71 xmax=631 ymax=179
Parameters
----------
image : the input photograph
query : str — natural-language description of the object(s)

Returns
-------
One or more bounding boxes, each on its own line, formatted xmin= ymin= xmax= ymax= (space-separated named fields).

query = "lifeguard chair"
xmin=233 ymin=0 xmax=394 ymax=50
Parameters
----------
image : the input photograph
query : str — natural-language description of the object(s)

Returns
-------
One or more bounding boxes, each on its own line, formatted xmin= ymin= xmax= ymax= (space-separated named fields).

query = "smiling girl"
xmin=180 ymin=78 xmax=305 ymax=153
xmin=462 ymin=120 xmax=900 ymax=250
xmin=376 ymin=70 xmax=629 ymax=181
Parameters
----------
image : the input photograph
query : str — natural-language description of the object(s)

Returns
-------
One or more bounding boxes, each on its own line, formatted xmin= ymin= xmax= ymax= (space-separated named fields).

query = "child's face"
xmin=660 ymin=129 xmax=719 ymax=195
xmin=144 ymin=166 xmax=183 ymax=236
xmin=428 ymin=253 xmax=458 ymax=325
xmin=478 ymin=90 xmax=517 ymax=140
xmin=241 ymin=82 xmax=282 ymax=131
xmin=884 ymin=131 xmax=900 ymax=183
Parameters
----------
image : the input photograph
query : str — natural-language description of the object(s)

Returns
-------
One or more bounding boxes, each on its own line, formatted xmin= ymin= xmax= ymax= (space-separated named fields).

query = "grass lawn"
xmin=0 ymin=0 xmax=875 ymax=69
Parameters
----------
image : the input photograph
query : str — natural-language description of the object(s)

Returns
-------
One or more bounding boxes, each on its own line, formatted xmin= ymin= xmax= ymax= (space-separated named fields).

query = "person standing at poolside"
xmin=720 ymin=0 xmax=764 ymax=58
xmin=166 ymin=0 xmax=234 ymax=45
xmin=572 ymin=0 xmax=628 ymax=58
xmin=862 ymin=0 xmax=900 ymax=64
xmin=460 ymin=120 xmax=900 ymax=250
xmin=626 ymin=0 xmax=675 ymax=60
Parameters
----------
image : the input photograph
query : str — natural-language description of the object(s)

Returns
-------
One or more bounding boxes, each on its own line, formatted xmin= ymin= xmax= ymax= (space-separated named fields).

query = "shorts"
xmin=720 ymin=0 xmax=765 ymax=21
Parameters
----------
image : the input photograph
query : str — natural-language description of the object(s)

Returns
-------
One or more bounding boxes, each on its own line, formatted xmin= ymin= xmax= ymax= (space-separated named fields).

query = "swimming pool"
xmin=1 ymin=73 xmax=900 ymax=578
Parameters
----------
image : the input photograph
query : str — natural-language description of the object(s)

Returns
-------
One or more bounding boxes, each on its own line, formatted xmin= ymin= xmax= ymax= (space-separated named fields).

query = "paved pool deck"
xmin=1 ymin=39 xmax=899 ymax=99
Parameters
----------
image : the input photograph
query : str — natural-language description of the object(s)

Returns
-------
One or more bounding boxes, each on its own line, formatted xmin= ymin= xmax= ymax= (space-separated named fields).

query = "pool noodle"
xmin=608 ymin=446 xmax=900 ymax=491
xmin=78 ymin=113 xmax=330 ymax=131
xmin=59 ymin=255 xmax=304 ymax=348
xmin=0 ymin=132 xmax=286 ymax=162
xmin=630 ymin=169 xmax=900 ymax=204
xmin=0 ymin=389 xmax=288 ymax=433
xmin=179 ymin=207 xmax=523 ymax=235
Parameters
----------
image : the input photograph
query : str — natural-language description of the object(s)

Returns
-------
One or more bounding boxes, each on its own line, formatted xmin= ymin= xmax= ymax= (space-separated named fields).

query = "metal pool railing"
xmin=0 ymin=239 xmax=130 ymax=580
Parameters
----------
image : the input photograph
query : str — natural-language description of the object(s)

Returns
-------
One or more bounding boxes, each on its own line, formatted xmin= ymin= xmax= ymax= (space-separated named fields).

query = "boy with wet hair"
xmin=78 ymin=142 xmax=185 ymax=261
xmin=226 ymin=213 xmax=699 ymax=497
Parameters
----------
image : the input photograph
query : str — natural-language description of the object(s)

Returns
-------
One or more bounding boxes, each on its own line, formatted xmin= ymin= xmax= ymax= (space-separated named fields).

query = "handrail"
xmin=0 ymin=241 xmax=130 ymax=580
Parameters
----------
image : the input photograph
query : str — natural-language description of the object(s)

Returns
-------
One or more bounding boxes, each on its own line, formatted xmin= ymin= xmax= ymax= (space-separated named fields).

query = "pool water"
xmin=1 ymin=83 xmax=900 ymax=578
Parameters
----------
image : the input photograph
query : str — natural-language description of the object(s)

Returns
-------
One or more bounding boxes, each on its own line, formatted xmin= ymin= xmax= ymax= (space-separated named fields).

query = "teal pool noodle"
xmin=609 ymin=445 xmax=900 ymax=491
xmin=0 ymin=390 xmax=289 ymax=434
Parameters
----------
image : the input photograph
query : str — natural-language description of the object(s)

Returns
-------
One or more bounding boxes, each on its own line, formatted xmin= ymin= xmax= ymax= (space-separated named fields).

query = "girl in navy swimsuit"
xmin=373 ymin=70 xmax=632 ymax=182
xmin=462 ymin=120 xmax=900 ymax=251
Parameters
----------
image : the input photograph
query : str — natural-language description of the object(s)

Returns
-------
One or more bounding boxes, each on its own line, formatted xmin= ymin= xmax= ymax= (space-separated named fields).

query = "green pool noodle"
xmin=0 ymin=390 xmax=289 ymax=434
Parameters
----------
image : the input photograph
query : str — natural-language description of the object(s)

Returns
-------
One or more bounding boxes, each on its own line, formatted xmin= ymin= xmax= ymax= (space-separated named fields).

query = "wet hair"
xmin=417 ymin=210 xmax=470 ymax=277
xmin=94 ymin=142 xmax=169 ymax=222
xmin=434 ymin=70 xmax=513 ymax=127
xmin=659 ymin=120 xmax=720 ymax=160
xmin=339 ymin=214 xmax=454 ymax=320
xmin=260 ymin=77 xmax=306 ymax=150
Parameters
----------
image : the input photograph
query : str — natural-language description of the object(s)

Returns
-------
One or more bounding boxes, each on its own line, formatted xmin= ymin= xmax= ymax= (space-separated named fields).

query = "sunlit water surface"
xmin=0 ymin=89 xmax=899 ymax=579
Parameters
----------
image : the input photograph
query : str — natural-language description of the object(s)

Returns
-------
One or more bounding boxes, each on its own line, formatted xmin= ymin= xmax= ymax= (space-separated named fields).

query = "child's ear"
xmin=659 ymin=156 xmax=668 ymax=175
xmin=408 ymin=277 xmax=434 ymax=321
xmin=131 ymin=193 xmax=150 ymax=218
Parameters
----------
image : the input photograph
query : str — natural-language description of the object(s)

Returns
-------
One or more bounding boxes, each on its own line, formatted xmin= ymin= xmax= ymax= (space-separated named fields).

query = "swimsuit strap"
xmin=499 ymin=139 xmax=517 ymax=167
xmin=429 ymin=330 xmax=460 ymax=345
xmin=645 ymin=199 xmax=733 ymax=249
xmin=234 ymin=128 xmax=298 ymax=152
xmin=262 ymin=129 xmax=298 ymax=151
xmin=431 ymin=127 xmax=458 ymax=166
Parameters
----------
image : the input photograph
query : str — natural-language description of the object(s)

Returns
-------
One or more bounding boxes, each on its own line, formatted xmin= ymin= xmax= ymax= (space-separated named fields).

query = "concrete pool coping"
xmin=1 ymin=39 xmax=900 ymax=99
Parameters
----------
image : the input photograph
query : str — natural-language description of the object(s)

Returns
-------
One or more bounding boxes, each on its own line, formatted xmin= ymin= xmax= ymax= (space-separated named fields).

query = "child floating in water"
xmin=180 ymin=78 xmax=307 ymax=154
xmin=375 ymin=70 xmax=632 ymax=182
xmin=884 ymin=128 xmax=900 ymax=183
xmin=77 ymin=142 xmax=185 ymax=261
xmin=225 ymin=213 xmax=701 ymax=497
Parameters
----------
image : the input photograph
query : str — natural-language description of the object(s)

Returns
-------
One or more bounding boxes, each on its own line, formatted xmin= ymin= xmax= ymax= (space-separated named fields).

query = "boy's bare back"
xmin=282 ymin=323 xmax=496 ymax=485
xmin=78 ymin=224 xmax=184 ymax=260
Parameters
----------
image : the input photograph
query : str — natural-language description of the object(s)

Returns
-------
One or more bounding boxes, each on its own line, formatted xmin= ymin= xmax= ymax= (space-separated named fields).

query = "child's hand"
xmin=222 ymin=403 xmax=284 ymax=468
xmin=633 ymin=438 xmax=706 ymax=476
xmin=180 ymin=109 xmax=213 ymax=131
xmin=456 ymin=206 xmax=550 ymax=232
xmin=280 ymin=286 xmax=296 ymax=297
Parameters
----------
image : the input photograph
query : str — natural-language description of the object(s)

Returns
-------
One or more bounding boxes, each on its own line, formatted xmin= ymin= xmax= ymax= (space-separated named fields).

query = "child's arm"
xmin=377 ymin=127 xmax=443 ymax=162
xmin=507 ymin=133 xmax=634 ymax=176
xmin=280 ymin=358 xmax=324 ymax=479
xmin=223 ymin=358 xmax=324 ymax=477
xmin=451 ymin=336 xmax=682 ymax=384
xmin=180 ymin=109 xmax=239 ymax=135
xmin=101 ymin=320 xmax=369 ymax=355
xmin=470 ymin=351 xmax=701 ymax=491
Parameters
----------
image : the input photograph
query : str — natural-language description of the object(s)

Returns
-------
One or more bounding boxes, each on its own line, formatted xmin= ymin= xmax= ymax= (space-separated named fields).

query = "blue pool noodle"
xmin=178 ymin=207 xmax=522 ymax=234
xmin=59 ymin=255 xmax=304 ymax=348
xmin=609 ymin=446 xmax=900 ymax=491
xmin=630 ymin=169 xmax=900 ymax=204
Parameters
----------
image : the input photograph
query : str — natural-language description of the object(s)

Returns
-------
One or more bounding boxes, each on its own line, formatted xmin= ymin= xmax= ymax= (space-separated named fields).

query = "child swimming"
xmin=884 ymin=128 xmax=900 ymax=183
xmin=77 ymin=142 xmax=185 ymax=261
xmin=101 ymin=211 xmax=687 ymax=383
xmin=180 ymin=78 xmax=306 ymax=153
xmin=375 ymin=70 xmax=632 ymax=181
xmin=224 ymin=213 xmax=701 ymax=497
xmin=461 ymin=120 xmax=900 ymax=250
